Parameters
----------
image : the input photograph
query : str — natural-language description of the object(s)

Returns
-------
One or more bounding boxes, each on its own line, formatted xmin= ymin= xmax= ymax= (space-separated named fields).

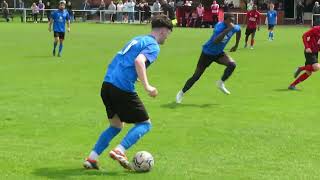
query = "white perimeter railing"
xmin=4 ymin=8 xmax=163 ymax=23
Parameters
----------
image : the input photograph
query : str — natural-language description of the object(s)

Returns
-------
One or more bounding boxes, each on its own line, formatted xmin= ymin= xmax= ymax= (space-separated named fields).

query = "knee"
xmin=228 ymin=61 xmax=236 ymax=69
xmin=312 ymin=64 xmax=320 ymax=71
xmin=136 ymin=120 xmax=152 ymax=132
xmin=110 ymin=120 xmax=124 ymax=129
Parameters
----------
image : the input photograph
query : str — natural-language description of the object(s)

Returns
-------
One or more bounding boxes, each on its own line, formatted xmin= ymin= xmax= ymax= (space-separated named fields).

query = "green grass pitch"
xmin=1 ymin=22 xmax=320 ymax=179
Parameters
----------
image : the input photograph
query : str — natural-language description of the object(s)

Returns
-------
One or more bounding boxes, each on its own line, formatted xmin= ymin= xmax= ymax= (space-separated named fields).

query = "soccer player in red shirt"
xmin=244 ymin=5 xmax=260 ymax=49
xmin=288 ymin=26 xmax=320 ymax=90
xmin=211 ymin=1 xmax=219 ymax=27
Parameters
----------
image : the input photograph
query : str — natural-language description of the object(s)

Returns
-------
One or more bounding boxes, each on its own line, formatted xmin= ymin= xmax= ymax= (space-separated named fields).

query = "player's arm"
xmin=213 ymin=25 xmax=234 ymax=44
xmin=67 ymin=13 xmax=71 ymax=32
xmin=67 ymin=19 xmax=71 ymax=32
xmin=302 ymin=29 xmax=314 ymax=53
xmin=230 ymin=30 xmax=241 ymax=52
xmin=135 ymin=54 xmax=158 ymax=97
xmin=48 ymin=18 xmax=53 ymax=32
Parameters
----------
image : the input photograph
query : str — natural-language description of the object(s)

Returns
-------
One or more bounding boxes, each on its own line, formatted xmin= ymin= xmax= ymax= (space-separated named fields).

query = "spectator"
xmin=127 ymin=0 xmax=135 ymax=23
xmin=99 ymin=0 xmax=106 ymax=22
xmin=117 ymin=1 xmax=124 ymax=22
xmin=143 ymin=2 xmax=151 ymax=23
xmin=31 ymin=2 xmax=39 ymax=23
xmin=313 ymin=1 xmax=320 ymax=26
xmin=2 ymin=0 xmax=9 ymax=22
xmin=222 ymin=0 xmax=229 ymax=12
xmin=108 ymin=1 xmax=116 ymax=23
xmin=152 ymin=0 xmax=161 ymax=15
xmin=18 ymin=0 xmax=25 ymax=22
xmin=189 ymin=9 xmax=198 ymax=27
xmin=228 ymin=1 xmax=234 ymax=9
xmin=82 ymin=0 xmax=90 ymax=22
xmin=67 ymin=1 xmax=74 ymax=22
xmin=138 ymin=2 xmax=144 ymax=22
xmin=168 ymin=0 xmax=174 ymax=8
xmin=247 ymin=0 xmax=253 ymax=11
xmin=46 ymin=1 xmax=51 ymax=21
xmin=123 ymin=0 xmax=129 ymax=23
xmin=296 ymin=1 xmax=304 ymax=24
xmin=196 ymin=3 xmax=204 ymax=26
xmin=38 ymin=0 xmax=45 ymax=22
xmin=162 ymin=0 xmax=174 ymax=20
xmin=211 ymin=0 xmax=219 ymax=27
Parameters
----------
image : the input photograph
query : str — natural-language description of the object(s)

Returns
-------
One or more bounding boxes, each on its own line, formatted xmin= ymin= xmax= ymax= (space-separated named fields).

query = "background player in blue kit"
xmin=266 ymin=3 xmax=277 ymax=41
xmin=83 ymin=15 xmax=173 ymax=170
xmin=176 ymin=14 xmax=241 ymax=103
xmin=48 ymin=0 xmax=70 ymax=57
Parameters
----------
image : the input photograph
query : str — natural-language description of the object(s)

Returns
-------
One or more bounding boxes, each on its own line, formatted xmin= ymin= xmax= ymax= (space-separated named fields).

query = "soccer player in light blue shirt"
xmin=176 ymin=14 xmax=241 ymax=103
xmin=83 ymin=15 xmax=173 ymax=170
xmin=48 ymin=0 xmax=70 ymax=57
xmin=266 ymin=3 xmax=277 ymax=41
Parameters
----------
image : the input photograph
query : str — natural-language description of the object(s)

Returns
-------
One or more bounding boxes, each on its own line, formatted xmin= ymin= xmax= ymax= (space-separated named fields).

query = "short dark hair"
xmin=151 ymin=14 xmax=173 ymax=31
xmin=224 ymin=13 xmax=235 ymax=21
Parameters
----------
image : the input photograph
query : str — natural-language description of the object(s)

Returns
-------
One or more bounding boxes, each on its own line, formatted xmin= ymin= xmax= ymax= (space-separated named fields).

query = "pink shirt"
xmin=211 ymin=4 xmax=219 ymax=14
xmin=197 ymin=7 xmax=204 ymax=17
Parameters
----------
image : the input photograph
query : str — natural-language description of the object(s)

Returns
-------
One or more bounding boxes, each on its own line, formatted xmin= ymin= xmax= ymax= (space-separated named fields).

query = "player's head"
xmin=59 ymin=0 xmax=66 ymax=10
xmin=151 ymin=14 xmax=173 ymax=45
xmin=213 ymin=0 xmax=217 ymax=4
xmin=252 ymin=4 xmax=257 ymax=10
xmin=316 ymin=1 xmax=319 ymax=7
xmin=269 ymin=3 xmax=274 ymax=10
xmin=224 ymin=13 xmax=235 ymax=24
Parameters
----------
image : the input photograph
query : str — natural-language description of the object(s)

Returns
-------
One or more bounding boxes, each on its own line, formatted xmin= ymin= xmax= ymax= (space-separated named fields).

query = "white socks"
xmin=89 ymin=151 xmax=99 ymax=161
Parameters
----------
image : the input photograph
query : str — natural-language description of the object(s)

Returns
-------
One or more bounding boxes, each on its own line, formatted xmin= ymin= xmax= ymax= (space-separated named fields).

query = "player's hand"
xmin=145 ymin=85 xmax=158 ymax=98
xmin=227 ymin=22 xmax=234 ymax=29
xmin=230 ymin=45 xmax=238 ymax=52
xmin=305 ymin=48 xmax=312 ymax=53
xmin=48 ymin=27 xmax=51 ymax=32
xmin=67 ymin=27 xmax=70 ymax=32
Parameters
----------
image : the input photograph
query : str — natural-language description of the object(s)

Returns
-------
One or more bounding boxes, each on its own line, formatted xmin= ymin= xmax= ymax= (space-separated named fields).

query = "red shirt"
xmin=246 ymin=10 xmax=260 ymax=29
xmin=211 ymin=4 xmax=219 ymax=15
xmin=303 ymin=26 xmax=320 ymax=53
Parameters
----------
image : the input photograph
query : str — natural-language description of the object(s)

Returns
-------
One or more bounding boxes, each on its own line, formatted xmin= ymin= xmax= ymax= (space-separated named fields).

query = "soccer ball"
xmin=132 ymin=151 xmax=154 ymax=172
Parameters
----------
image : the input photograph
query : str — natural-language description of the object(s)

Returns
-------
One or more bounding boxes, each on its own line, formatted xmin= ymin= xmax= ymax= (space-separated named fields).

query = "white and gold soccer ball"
xmin=132 ymin=151 xmax=154 ymax=172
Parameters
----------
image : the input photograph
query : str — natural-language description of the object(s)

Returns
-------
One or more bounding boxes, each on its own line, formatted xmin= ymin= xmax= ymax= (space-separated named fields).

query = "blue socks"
xmin=120 ymin=122 xmax=151 ymax=150
xmin=58 ymin=43 xmax=63 ymax=55
xmin=93 ymin=126 xmax=121 ymax=155
xmin=53 ymin=42 xmax=57 ymax=53
xmin=269 ymin=32 xmax=274 ymax=39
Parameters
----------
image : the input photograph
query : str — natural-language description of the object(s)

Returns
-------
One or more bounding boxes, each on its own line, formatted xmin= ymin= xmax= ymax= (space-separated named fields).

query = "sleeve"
xmin=140 ymin=43 xmax=160 ymax=64
xmin=302 ymin=28 xmax=314 ymax=49
xmin=233 ymin=25 xmax=241 ymax=32
xmin=66 ymin=11 xmax=70 ymax=20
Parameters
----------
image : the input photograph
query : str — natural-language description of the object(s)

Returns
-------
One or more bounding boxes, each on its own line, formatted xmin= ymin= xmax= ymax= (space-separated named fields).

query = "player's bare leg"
xmin=177 ymin=60 xmax=208 ymax=103
xmin=289 ymin=63 xmax=320 ymax=89
xmin=250 ymin=32 xmax=256 ymax=49
xmin=215 ymin=54 xmax=236 ymax=94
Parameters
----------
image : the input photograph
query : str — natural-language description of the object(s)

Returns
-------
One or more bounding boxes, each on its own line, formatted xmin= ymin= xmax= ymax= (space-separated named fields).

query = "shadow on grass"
xmin=274 ymin=88 xmax=301 ymax=92
xmin=161 ymin=101 xmax=218 ymax=109
xmin=33 ymin=167 xmax=130 ymax=179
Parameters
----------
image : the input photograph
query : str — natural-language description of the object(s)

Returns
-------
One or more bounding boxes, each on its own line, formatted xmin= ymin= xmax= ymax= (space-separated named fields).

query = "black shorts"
xmin=100 ymin=82 xmax=149 ymax=123
xmin=304 ymin=52 xmax=318 ymax=65
xmin=53 ymin=32 xmax=65 ymax=40
xmin=198 ymin=51 xmax=226 ymax=68
xmin=245 ymin=28 xmax=256 ymax=36
xmin=268 ymin=24 xmax=275 ymax=30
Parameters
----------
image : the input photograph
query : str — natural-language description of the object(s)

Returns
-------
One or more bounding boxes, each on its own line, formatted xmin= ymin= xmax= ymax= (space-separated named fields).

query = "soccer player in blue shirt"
xmin=48 ymin=0 xmax=70 ymax=57
xmin=266 ymin=3 xmax=277 ymax=41
xmin=176 ymin=14 xmax=241 ymax=103
xmin=83 ymin=15 xmax=173 ymax=170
